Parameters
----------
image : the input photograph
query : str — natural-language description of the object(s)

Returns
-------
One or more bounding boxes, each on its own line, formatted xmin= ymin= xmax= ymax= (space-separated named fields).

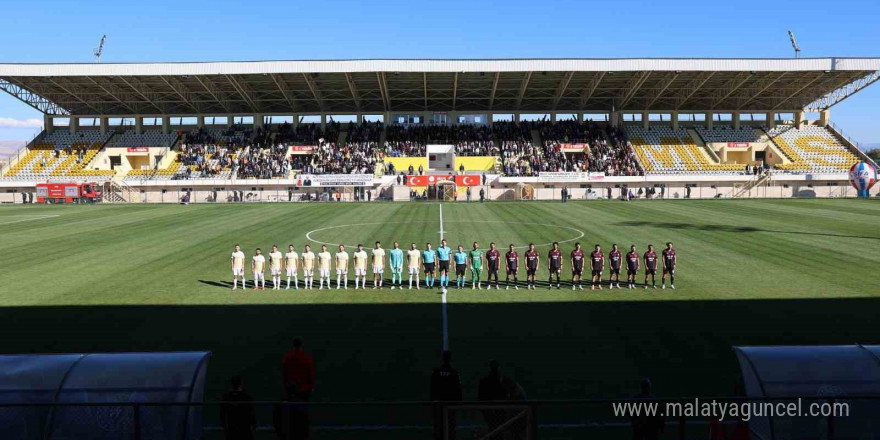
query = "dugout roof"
xmin=734 ymin=345 xmax=880 ymax=440
xmin=0 ymin=352 xmax=210 ymax=440
xmin=1 ymin=58 xmax=879 ymax=116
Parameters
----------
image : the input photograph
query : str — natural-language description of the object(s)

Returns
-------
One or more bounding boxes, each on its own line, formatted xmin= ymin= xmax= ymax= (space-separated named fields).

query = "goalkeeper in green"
xmin=469 ymin=242 xmax=484 ymax=290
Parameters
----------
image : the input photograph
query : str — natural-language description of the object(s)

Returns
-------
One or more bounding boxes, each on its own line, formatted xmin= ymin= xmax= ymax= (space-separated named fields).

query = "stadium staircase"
xmin=337 ymin=124 xmax=348 ymax=147
xmin=731 ymin=173 xmax=773 ymax=198
xmin=103 ymin=179 xmax=134 ymax=203
xmin=530 ymin=128 xmax=542 ymax=149
xmin=687 ymin=128 xmax=723 ymax=163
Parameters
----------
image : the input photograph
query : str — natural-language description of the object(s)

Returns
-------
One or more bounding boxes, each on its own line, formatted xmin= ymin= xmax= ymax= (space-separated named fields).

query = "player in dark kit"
xmin=548 ymin=242 xmax=564 ymax=289
xmin=643 ymin=244 xmax=658 ymax=289
xmin=525 ymin=243 xmax=540 ymax=290
xmin=570 ymin=243 xmax=586 ymax=290
xmin=590 ymin=244 xmax=605 ymax=290
xmin=486 ymin=243 xmax=501 ymax=290
xmin=608 ymin=244 xmax=622 ymax=289
xmin=662 ymin=242 xmax=677 ymax=289
xmin=505 ymin=244 xmax=519 ymax=290
xmin=626 ymin=245 xmax=640 ymax=289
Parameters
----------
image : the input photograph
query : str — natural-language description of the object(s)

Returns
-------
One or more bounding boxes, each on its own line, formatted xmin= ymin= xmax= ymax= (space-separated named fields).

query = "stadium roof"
xmin=1 ymin=58 xmax=879 ymax=117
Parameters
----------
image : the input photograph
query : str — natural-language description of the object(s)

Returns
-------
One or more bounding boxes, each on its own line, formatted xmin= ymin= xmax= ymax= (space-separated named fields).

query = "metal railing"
xmin=0 ymin=395 xmax=873 ymax=440
xmin=828 ymin=121 xmax=862 ymax=151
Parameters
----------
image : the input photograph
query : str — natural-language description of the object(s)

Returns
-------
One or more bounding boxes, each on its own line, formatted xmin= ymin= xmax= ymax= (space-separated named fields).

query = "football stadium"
xmin=1 ymin=51 xmax=880 ymax=439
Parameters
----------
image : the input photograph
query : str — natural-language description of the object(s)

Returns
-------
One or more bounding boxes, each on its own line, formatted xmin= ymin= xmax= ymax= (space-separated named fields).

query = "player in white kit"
xmin=301 ymin=244 xmax=315 ymax=289
xmin=268 ymin=245 xmax=283 ymax=290
xmin=251 ymin=248 xmax=266 ymax=290
xmin=335 ymin=244 xmax=350 ymax=289
xmin=230 ymin=244 xmax=246 ymax=290
xmin=285 ymin=244 xmax=299 ymax=290
xmin=407 ymin=243 xmax=421 ymax=290
xmin=371 ymin=241 xmax=385 ymax=289
xmin=317 ymin=245 xmax=332 ymax=289
xmin=352 ymin=244 xmax=369 ymax=289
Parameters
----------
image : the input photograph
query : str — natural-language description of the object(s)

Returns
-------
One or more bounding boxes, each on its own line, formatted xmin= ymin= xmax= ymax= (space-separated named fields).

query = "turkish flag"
xmin=456 ymin=175 xmax=482 ymax=186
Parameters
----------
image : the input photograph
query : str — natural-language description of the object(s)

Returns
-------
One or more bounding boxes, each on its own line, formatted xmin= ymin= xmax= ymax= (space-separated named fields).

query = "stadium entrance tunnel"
xmin=0 ymin=352 xmax=210 ymax=440
xmin=734 ymin=345 xmax=880 ymax=440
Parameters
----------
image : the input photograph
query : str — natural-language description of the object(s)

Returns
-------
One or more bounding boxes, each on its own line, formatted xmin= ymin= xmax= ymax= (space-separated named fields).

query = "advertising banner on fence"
xmin=289 ymin=145 xmax=316 ymax=154
xmin=406 ymin=174 xmax=483 ymax=186
xmin=537 ymin=171 xmax=607 ymax=182
xmin=297 ymin=174 xmax=373 ymax=187
xmin=559 ymin=143 xmax=590 ymax=153
xmin=537 ymin=172 xmax=588 ymax=182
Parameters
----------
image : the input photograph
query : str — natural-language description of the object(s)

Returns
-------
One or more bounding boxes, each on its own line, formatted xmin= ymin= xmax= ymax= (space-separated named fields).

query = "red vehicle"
xmin=36 ymin=182 xmax=102 ymax=204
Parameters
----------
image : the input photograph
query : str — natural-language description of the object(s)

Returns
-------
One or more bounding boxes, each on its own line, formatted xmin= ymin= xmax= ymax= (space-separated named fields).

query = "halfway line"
xmin=439 ymin=203 xmax=449 ymax=351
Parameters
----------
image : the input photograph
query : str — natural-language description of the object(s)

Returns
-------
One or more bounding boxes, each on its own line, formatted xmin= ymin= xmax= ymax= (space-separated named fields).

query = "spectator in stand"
xmin=220 ymin=375 xmax=256 ymax=440
xmin=282 ymin=337 xmax=316 ymax=401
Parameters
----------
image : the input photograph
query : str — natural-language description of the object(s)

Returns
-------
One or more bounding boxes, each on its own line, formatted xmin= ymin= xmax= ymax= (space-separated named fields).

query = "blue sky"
xmin=1 ymin=0 xmax=878 ymax=145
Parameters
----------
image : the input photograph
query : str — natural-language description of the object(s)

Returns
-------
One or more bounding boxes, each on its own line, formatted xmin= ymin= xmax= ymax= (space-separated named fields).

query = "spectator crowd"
xmin=169 ymin=120 xmax=642 ymax=180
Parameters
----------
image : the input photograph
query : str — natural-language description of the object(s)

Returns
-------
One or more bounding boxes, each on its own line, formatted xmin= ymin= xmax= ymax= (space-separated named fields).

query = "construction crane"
xmin=94 ymin=35 xmax=106 ymax=63
xmin=788 ymin=30 xmax=801 ymax=59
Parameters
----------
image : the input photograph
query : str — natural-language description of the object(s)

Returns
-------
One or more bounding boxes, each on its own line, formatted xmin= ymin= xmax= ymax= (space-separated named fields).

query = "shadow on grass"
xmin=0 ymin=297 xmax=878 ymax=437
xmin=615 ymin=220 xmax=880 ymax=240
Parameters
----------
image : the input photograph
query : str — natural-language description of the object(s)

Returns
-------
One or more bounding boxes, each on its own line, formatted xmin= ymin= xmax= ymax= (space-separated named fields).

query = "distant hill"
xmin=0 ymin=140 xmax=25 ymax=158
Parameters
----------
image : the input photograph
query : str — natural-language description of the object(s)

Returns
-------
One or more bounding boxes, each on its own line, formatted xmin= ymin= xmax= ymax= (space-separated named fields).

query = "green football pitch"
xmin=0 ymin=199 xmax=878 ymax=410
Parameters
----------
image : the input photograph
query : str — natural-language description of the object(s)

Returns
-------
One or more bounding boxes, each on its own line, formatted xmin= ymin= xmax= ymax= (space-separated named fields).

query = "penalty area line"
xmin=0 ymin=214 xmax=60 ymax=225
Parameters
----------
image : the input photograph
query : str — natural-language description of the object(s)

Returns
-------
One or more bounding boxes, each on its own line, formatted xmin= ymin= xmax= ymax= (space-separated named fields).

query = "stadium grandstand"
xmin=0 ymin=58 xmax=878 ymax=202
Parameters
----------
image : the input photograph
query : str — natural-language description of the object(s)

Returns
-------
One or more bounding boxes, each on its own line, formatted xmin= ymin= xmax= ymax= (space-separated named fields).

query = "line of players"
xmin=230 ymin=240 xmax=677 ymax=291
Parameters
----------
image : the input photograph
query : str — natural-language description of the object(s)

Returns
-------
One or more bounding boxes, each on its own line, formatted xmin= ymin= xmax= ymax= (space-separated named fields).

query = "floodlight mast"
xmin=788 ymin=30 xmax=801 ymax=59
xmin=94 ymin=35 xmax=106 ymax=63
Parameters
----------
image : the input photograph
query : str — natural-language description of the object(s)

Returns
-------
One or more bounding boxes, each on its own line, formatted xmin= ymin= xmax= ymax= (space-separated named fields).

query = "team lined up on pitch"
xmin=230 ymin=240 xmax=677 ymax=291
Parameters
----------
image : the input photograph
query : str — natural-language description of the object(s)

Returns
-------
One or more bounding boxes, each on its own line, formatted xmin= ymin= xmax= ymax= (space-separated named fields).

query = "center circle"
xmin=305 ymin=220 xmax=585 ymax=249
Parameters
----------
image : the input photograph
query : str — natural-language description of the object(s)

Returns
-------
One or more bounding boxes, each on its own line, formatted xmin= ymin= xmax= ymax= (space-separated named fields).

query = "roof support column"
xmin=487 ymin=112 xmax=493 ymax=126
xmin=69 ymin=117 xmax=79 ymax=134
xmin=819 ymin=109 xmax=830 ymax=127
xmin=320 ymin=114 xmax=327 ymax=131
xmin=44 ymin=115 xmax=54 ymax=135
xmin=576 ymin=112 xmax=584 ymax=122
xmin=794 ymin=111 xmax=805 ymax=129
xmin=197 ymin=116 xmax=205 ymax=128
xmin=358 ymin=114 xmax=364 ymax=124
xmin=551 ymin=113 xmax=557 ymax=123
xmin=423 ymin=111 xmax=430 ymax=125
xmin=671 ymin=112 xmax=679 ymax=131
xmin=227 ymin=115 xmax=234 ymax=128
xmin=162 ymin=116 xmax=170 ymax=134
xmin=384 ymin=112 xmax=390 ymax=127
xmin=254 ymin=114 xmax=264 ymax=130
xmin=449 ymin=112 xmax=457 ymax=126
xmin=99 ymin=116 xmax=108 ymax=135
xmin=732 ymin=112 xmax=741 ymax=130
xmin=705 ymin=112 xmax=714 ymax=129
xmin=610 ymin=111 xmax=620 ymax=128
xmin=136 ymin=117 xmax=143 ymax=135
xmin=642 ymin=112 xmax=649 ymax=130
xmin=765 ymin=112 xmax=776 ymax=129
xmin=514 ymin=113 xmax=520 ymax=123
